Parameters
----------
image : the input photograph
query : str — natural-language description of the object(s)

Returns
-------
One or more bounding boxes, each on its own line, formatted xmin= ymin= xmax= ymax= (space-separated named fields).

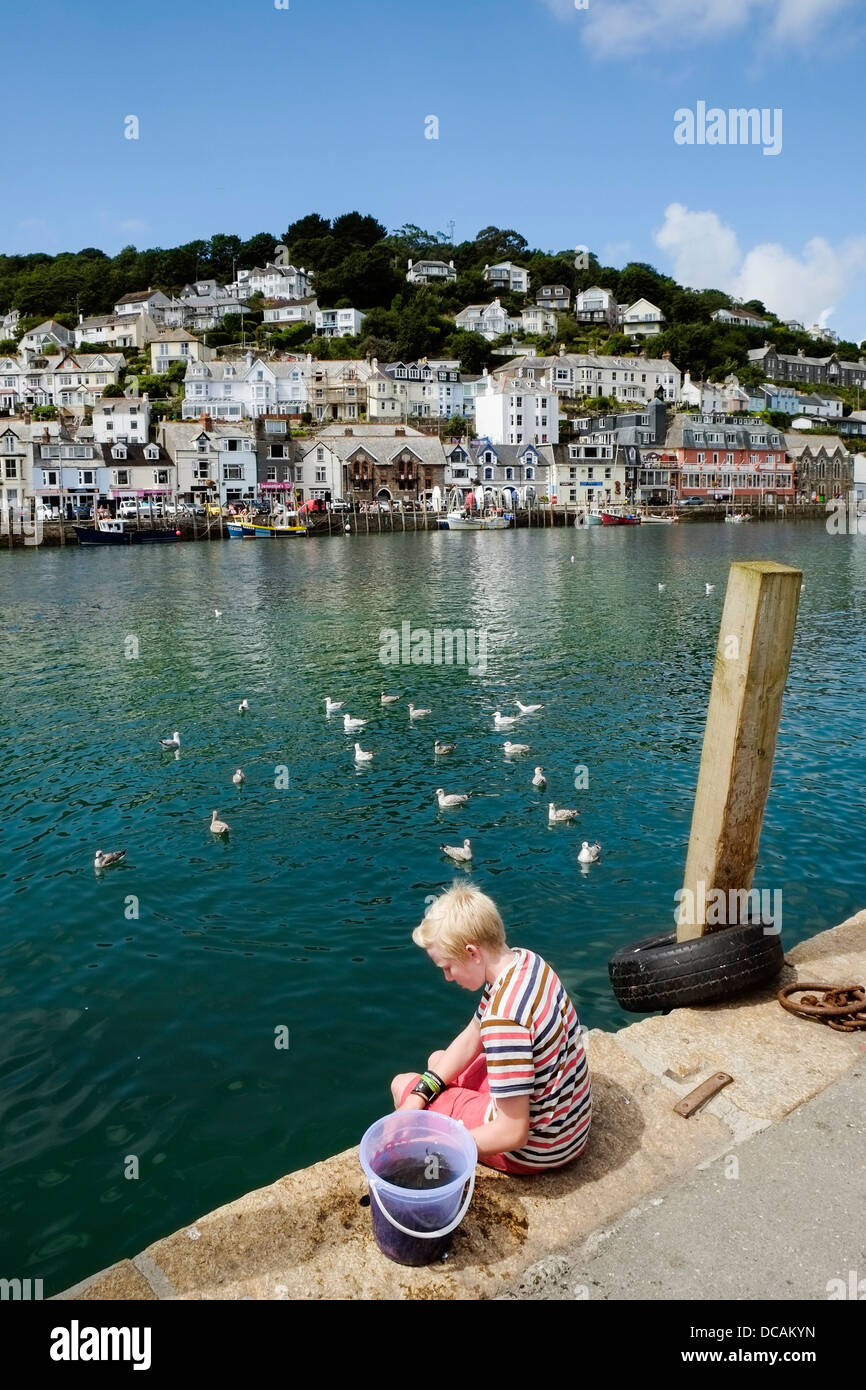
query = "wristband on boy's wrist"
xmin=411 ymin=1069 xmax=448 ymax=1105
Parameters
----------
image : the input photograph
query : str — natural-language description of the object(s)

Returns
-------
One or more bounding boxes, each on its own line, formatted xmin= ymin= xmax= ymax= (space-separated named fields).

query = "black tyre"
xmin=608 ymin=921 xmax=784 ymax=1013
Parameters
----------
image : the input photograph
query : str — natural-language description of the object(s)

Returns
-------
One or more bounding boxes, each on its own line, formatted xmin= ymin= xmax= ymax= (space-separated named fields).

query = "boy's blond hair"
xmin=412 ymin=882 xmax=506 ymax=959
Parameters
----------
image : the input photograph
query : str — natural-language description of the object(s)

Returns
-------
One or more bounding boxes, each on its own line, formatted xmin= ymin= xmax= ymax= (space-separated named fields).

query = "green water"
xmin=2 ymin=521 xmax=865 ymax=1293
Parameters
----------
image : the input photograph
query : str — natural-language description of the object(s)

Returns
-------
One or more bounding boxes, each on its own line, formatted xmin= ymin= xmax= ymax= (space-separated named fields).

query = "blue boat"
xmin=227 ymin=522 xmax=256 ymax=539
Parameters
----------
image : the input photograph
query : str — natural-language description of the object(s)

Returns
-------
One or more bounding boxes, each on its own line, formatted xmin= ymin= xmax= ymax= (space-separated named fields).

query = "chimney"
xmin=797 ymin=348 xmax=805 ymax=357
xmin=395 ymin=427 xmax=405 ymax=436
xmin=200 ymin=412 xmax=213 ymax=431
xmin=559 ymin=344 xmax=565 ymax=357
xmin=79 ymin=312 xmax=83 ymax=325
xmin=661 ymin=351 xmax=670 ymax=360
xmin=408 ymin=259 xmax=413 ymax=270
xmin=344 ymin=427 xmax=353 ymax=436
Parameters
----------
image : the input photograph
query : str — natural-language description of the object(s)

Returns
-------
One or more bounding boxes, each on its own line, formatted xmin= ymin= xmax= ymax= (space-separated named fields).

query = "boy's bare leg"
xmin=390 ymin=1072 xmax=417 ymax=1106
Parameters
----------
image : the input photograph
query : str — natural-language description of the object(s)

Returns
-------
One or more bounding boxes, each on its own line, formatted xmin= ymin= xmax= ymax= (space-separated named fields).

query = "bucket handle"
xmin=369 ymin=1169 xmax=476 ymax=1240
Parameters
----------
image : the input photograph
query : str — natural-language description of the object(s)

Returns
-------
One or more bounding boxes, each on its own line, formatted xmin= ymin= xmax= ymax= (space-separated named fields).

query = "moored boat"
xmin=440 ymin=510 xmax=483 ymax=531
xmin=254 ymin=522 xmax=308 ymax=537
xmin=73 ymin=518 xmax=181 ymax=546
xmin=601 ymin=510 xmax=641 ymax=526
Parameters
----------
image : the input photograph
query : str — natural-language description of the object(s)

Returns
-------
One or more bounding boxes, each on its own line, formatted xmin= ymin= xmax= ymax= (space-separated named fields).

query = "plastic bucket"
xmin=359 ymin=1112 xmax=478 ymax=1266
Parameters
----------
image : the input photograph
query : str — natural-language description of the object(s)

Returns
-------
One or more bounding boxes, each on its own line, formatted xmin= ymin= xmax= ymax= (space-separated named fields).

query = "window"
xmin=315 ymin=467 xmax=327 ymax=483
xmin=45 ymin=470 xmax=59 ymax=486
xmin=114 ymin=469 xmax=130 ymax=486
xmin=112 ymin=445 xmax=127 ymax=459
xmin=484 ymin=467 xmax=493 ymax=480
xmin=154 ymin=470 xmax=169 ymax=485
xmin=295 ymin=467 xmax=303 ymax=481
xmin=4 ymin=460 xmax=17 ymax=478
xmin=78 ymin=470 xmax=95 ymax=486
xmin=224 ymin=465 xmax=242 ymax=480
xmin=526 ymin=467 xmax=534 ymax=479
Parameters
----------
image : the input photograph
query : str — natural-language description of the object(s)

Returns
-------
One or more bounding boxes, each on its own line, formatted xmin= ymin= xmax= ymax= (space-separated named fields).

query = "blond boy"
xmin=390 ymin=883 xmax=592 ymax=1174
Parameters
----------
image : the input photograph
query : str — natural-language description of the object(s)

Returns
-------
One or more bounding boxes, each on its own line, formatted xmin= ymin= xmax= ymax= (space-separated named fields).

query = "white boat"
xmin=480 ymin=514 xmax=510 ymax=530
xmin=575 ymin=508 xmax=603 ymax=527
xmin=641 ymin=513 xmax=677 ymax=524
xmin=440 ymin=510 xmax=483 ymax=531
xmin=724 ymin=512 xmax=750 ymax=524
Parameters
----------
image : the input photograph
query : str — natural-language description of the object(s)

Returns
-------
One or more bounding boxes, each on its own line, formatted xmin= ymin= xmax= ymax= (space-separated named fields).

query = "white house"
xmin=474 ymin=371 xmax=558 ymax=446
xmin=679 ymin=373 xmax=748 ymax=413
xmin=494 ymin=346 xmax=681 ymax=405
xmin=520 ymin=305 xmax=558 ymax=337
xmin=182 ymin=355 xmax=310 ymax=420
xmin=712 ymin=307 xmax=771 ymax=329
xmin=798 ymin=392 xmax=844 ymax=419
xmin=100 ymin=440 xmax=175 ymax=506
xmin=445 ymin=438 xmax=551 ymax=504
xmin=150 ymin=328 xmax=213 ymax=373
xmin=406 ymin=258 xmax=456 ymax=285
xmin=30 ymin=419 xmax=107 ymax=515
xmin=366 ymin=360 xmax=466 ymax=422
xmin=0 ymin=351 xmax=125 ymax=411
xmin=234 ymin=263 xmax=313 ymax=301
xmin=483 ymin=262 xmax=530 ymax=295
xmin=1 ymin=308 xmax=20 ymax=340
xmin=92 ymin=395 xmax=152 ymax=445
xmin=575 ymin=287 xmax=618 ymax=328
xmin=113 ymin=289 xmax=173 ymax=324
xmin=619 ymin=299 xmax=666 ymax=336
xmin=159 ymin=419 xmax=258 ymax=505
xmin=262 ymin=298 xmax=318 ymax=326
xmin=75 ymin=312 xmax=158 ymax=351
xmin=19 ymin=320 xmax=75 ymax=354
xmin=454 ymin=299 xmax=520 ymax=341
xmin=314 ymin=308 xmax=366 ymax=338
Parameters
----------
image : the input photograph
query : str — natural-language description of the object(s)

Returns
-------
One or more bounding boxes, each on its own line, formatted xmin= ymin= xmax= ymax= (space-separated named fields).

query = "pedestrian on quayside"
xmin=390 ymin=883 xmax=592 ymax=1174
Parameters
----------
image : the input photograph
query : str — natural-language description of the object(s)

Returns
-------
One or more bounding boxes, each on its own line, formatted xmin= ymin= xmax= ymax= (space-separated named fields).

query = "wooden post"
xmin=677 ymin=560 xmax=802 ymax=941
xmin=364 ymin=506 xmax=369 ymax=535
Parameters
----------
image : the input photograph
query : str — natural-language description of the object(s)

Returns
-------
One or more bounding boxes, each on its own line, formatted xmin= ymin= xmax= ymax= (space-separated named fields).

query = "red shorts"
xmin=400 ymin=1054 xmax=540 ymax=1175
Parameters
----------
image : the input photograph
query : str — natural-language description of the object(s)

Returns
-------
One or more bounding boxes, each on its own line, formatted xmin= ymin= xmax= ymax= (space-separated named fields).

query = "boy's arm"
xmin=397 ymin=1018 xmax=483 ymax=1112
xmin=468 ymin=1094 xmax=530 ymax=1156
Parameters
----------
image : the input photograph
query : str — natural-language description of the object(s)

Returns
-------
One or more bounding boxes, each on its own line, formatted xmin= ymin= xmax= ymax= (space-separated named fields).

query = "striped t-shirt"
xmin=474 ymin=948 xmax=591 ymax=1168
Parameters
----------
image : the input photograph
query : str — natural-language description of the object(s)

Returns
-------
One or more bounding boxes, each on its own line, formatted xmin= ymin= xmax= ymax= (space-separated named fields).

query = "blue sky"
xmin=4 ymin=0 xmax=865 ymax=340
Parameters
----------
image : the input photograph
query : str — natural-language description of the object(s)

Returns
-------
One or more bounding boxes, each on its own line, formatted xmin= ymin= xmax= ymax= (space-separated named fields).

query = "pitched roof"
xmin=151 ymin=327 xmax=201 ymax=342
xmin=100 ymin=442 xmax=170 ymax=466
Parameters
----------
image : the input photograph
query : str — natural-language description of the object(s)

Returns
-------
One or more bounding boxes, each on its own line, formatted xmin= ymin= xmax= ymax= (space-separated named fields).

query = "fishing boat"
xmin=73 ymin=518 xmax=181 ymax=546
xmin=226 ymin=521 xmax=257 ymax=539
xmin=253 ymin=522 xmax=308 ymax=537
xmin=641 ymin=512 xmax=679 ymax=524
xmin=601 ymin=510 xmax=641 ymax=526
xmin=440 ymin=511 xmax=483 ymax=531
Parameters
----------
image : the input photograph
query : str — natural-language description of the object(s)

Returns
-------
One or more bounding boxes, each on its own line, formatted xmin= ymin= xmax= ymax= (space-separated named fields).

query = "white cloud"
xmin=653 ymin=202 xmax=866 ymax=334
xmin=539 ymin=0 xmax=852 ymax=56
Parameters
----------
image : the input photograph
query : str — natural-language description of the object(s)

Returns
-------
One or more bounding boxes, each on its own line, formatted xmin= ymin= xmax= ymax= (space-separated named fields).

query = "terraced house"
xmin=0 ymin=352 xmax=125 ymax=411
xmin=315 ymin=424 xmax=446 ymax=506
xmin=0 ymin=420 xmax=31 ymax=517
xmin=495 ymin=346 xmax=681 ymax=405
xmin=668 ymin=414 xmax=793 ymax=500
xmin=748 ymin=343 xmax=866 ymax=389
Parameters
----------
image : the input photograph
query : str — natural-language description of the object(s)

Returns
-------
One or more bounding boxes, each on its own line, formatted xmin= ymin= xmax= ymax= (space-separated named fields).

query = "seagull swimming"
xmin=343 ymin=714 xmax=367 ymax=732
xmin=658 ymin=583 xmax=666 ymax=592
xmin=532 ymin=766 xmax=547 ymax=788
xmin=434 ymin=740 xmax=456 ymax=755
xmin=94 ymin=849 xmax=126 ymax=870
xmin=503 ymin=741 xmax=530 ymax=756
xmin=515 ymin=701 xmax=544 ymax=715
xmin=441 ymin=839 xmax=472 ymax=863
xmin=325 ymin=698 xmax=344 ymax=714
xmin=354 ymin=742 xmax=374 ymax=762
xmin=210 ymin=809 xmax=230 ymax=836
xmin=578 ymin=840 xmax=602 ymax=864
xmin=158 ymin=731 xmax=180 ymax=750
xmin=232 ymin=768 xmax=245 ymax=785
xmin=570 ymin=556 xmax=575 ymax=563
xmin=409 ymin=704 xmax=432 ymax=719
xmin=214 ymin=609 xmax=222 ymax=619
xmin=705 ymin=583 xmax=715 ymax=595
xmin=549 ymin=802 xmax=579 ymax=824
xmin=238 ymin=699 xmax=249 ymax=713
xmin=380 ymin=692 xmax=400 ymax=705
xmin=436 ymin=788 xmax=470 ymax=809
xmin=493 ymin=711 xmax=518 ymax=730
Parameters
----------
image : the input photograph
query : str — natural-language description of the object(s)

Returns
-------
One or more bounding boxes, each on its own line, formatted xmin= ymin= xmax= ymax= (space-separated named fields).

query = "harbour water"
xmin=2 ymin=520 xmax=866 ymax=1293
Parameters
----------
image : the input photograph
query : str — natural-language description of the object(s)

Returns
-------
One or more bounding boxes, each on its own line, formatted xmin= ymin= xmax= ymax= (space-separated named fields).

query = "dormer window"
xmin=144 ymin=445 xmax=158 ymax=460
xmin=112 ymin=444 xmax=127 ymax=459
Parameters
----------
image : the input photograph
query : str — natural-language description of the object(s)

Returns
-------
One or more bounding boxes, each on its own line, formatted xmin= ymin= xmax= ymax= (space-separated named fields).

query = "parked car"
xmin=328 ymin=498 xmax=353 ymax=513
xmin=679 ymin=497 xmax=705 ymax=507
xmin=117 ymin=501 xmax=140 ymax=519
xmin=35 ymin=503 xmax=60 ymax=522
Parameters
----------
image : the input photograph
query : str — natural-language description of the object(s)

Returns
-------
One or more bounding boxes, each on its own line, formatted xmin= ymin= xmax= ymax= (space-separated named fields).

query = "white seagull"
xmin=503 ymin=741 xmax=530 ymax=756
xmin=493 ymin=711 xmax=518 ymax=730
xmin=436 ymin=788 xmax=470 ymax=809
xmin=409 ymin=704 xmax=432 ymax=719
xmin=380 ymin=692 xmax=400 ymax=705
xmin=434 ymin=740 xmax=456 ymax=755
xmin=441 ymin=839 xmax=472 ymax=863
xmin=658 ymin=583 xmax=666 ymax=592
xmin=214 ymin=609 xmax=222 ymax=619
xmin=94 ymin=849 xmax=126 ymax=870
xmin=578 ymin=840 xmax=602 ymax=864
xmin=238 ymin=699 xmax=249 ymax=713
xmin=210 ymin=810 xmax=230 ymax=836
xmin=570 ymin=556 xmax=575 ymax=563
xmin=158 ymin=731 xmax=181 ymax=750
xmin=354 ymin=742 xmax=374 ymax=762
xmin=549 ymin=802 xmax=579 ymax=824
xmin=532 ymin=766 xmax=547 ymax=788
xmin=343 ymin=714 xmax=367 ymax=732
xmin=325 ymin=698 xmax=344 ymax=714
xmin=705 ymin=583 xmax=715 ymax=595
xmin=232 ymin=768 xmax=245 ymax=785
xmin=515 ymin=701 xmax=544 ymax=715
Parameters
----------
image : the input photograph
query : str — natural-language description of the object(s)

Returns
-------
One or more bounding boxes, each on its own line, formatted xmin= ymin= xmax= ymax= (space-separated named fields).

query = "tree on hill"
xmin=444 ymin=329 xmax=493 ymax=374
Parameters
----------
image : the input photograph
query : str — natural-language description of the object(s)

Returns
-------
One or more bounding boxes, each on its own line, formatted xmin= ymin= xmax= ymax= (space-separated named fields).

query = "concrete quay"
xmin=55 ymin=911 xmax=866 ymax=1301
